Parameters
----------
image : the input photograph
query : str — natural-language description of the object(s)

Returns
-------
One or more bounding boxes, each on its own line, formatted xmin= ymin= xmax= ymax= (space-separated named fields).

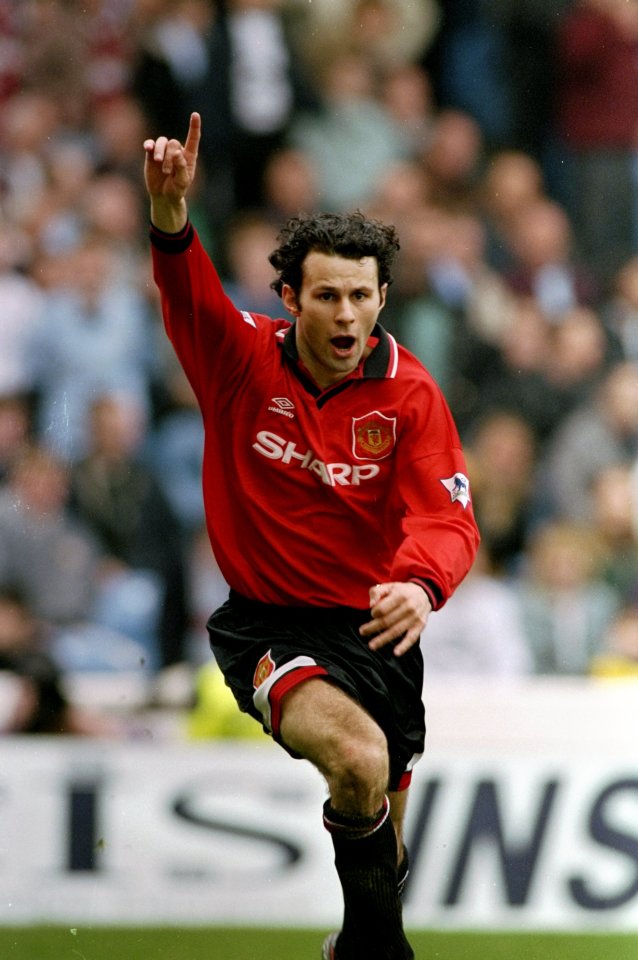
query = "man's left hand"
xmin=360 ymin=582 xmax=432 ymax=657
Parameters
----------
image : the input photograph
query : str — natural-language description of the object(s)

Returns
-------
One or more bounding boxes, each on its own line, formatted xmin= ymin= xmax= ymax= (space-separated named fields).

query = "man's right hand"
xmin=143 ymin=112 xmax=201 ymax=233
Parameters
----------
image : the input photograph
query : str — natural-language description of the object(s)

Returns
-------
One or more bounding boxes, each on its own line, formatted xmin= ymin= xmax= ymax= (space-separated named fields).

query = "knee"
xmin=326 ymin=726 xmax=389 ymax=812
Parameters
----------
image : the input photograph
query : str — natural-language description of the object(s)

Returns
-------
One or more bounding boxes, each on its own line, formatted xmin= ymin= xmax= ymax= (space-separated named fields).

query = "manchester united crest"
xmin=352 ymin=411 xmax=397 ymax=461
xmin=253 ymin=650 xmax=275 ymax=689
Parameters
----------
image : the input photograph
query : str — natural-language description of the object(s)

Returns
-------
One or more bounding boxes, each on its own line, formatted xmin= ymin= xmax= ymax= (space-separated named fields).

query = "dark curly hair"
xmin=269 ymin=210 xmax=400 ymax=298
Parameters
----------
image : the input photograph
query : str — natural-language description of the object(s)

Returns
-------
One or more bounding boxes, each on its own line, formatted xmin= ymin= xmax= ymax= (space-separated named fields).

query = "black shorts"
xmin=207 ymin=590 xmax=426 ymax=792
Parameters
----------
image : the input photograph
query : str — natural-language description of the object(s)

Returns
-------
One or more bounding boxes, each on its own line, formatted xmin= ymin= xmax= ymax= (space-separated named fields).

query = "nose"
xmin=335 ymin=297 xmax=356 ymax=322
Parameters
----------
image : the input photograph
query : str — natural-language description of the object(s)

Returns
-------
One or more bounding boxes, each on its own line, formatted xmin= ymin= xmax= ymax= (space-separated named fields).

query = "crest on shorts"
xmin=440 ymin=472 xmax=471 ymax=509
xmin=253 ymin=650 xmax=276 ymax=689
xmin=352 ymin=410 xmax=396 ymax=461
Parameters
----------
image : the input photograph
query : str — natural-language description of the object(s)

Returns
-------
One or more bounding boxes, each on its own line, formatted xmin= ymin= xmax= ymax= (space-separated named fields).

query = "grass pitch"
xmin=0 ymin=927 xmax=636 ymax=959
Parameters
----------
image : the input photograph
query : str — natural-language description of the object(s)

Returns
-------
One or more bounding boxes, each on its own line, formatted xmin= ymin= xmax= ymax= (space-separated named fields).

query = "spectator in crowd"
xmin=69 ymin=392 xmax=190 ymax=671
xmin=461 ymin=296 xmax=558 ymax=446
xmin=471 ymin=300 xmax=616 ymax=456
xmin=517 ymin=520 xmax=620 ymax=675
xmin=0 ymin=226 xmax=44 ymax=400
xmin=131 ymin=0 xmax=215 ymax=148
xmin=420 ymin=545 xmax=532 ymax=677
xmin=0 ymin=445 xmax=100 ymax=628
xmin=478 ymin=148 xmax=547 ymax=272
xmin=590 ymin=604 xmax=638 ymax=678
xmin=463 ymin=410 xmax=539 ymax=575
xmin=0 ymin=393 xmax=32 ymax=485
xmin=469 ymin=300 xmax=610 ymax=452
xmin=16 ymin=1 xmax=89 ymax=124
xmin=31 ymin=233 xmax=157 ymax=461
xmin=289 ymin=50 xmax=407 ymax=210
xmin=0 ymin=2 xmax=22 ymax=102
xmin=220 ymin=211 xmax=289 ymax=316
xmin=391 ymin=272 xmax=457 ymax=395
xmin=0 ymin=585 xmax=119 ymax=736
xmin=367 ymin=159 xmax=431 ymax=235
xmin=553 ymin=0 xmax=638 ymax=289
xmin=487 ymin=0 xmax=571 ymax=167
xmin=422 ymin=0 xmax=510 ymax=147
xmin=0 ymin=90 xmax=61 ymax=229
xmin=422 ymin=210 xmax=513 ymax=348
xmin=590 ymin=462 xmax=638 ymax=602
xmin=196 ymin=0 xmax=319 ymax=215
xmin=379 ymin=62 xmax=436 ymax=158
xmin=66 ymin=166 xmax=156 ymax=301
xmin=394 ymin=207 xmax=513 ymax=399
xmin=543 ymin=305 xmax=612 ymax=415
xmin=90 ymin=95 xmax=151 ymax=186
xmin=292 ymin=0 xmax=440 ymax=76
xmin=601 ymin=255 xmax=638 ymax=362
xmin=184 ymin=524 xmax=232 ymax=668
xmin=146 ymin=1 xmax=298 ymax=248
xmin=0 ymin=443 xmax=154 ymax=675
xmin=261 ymin=146 xmax=320 ymax=223
xmin=540 ymin=361 xmax=638 ymax=522
xmin=81 ymin=172 xmax=147 ymax=257
xmin=503 ymin=197 xmax=600 ymax=319
xmin=146 ymin=363 xmax=206 ymax=547
xmin=359 ymin=204 xmax=457 ymax=391
xmin=419 ymin=108 xmax=484 ymax=213
xmin=30 ymin=137 xmax=97 ymax=258
xmin=16 ymin=0 xmax=131 ymax=121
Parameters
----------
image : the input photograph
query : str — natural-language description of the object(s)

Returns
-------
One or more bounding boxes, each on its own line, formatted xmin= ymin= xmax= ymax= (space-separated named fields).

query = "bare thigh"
xmin=279 ymin=677 xmax=390 ymax=817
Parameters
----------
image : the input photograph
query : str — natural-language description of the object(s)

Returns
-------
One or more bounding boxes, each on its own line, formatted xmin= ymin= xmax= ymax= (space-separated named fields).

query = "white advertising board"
xmin=0 ymin=678 xmax=637 ymax=931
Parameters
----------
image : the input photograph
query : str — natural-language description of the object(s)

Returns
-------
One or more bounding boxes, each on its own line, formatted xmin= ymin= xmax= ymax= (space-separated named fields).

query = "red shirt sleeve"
xmin=150 ymin=222 xmax=289 ymax=409
xmin=388 ymin=379 xmax=480 ymax=608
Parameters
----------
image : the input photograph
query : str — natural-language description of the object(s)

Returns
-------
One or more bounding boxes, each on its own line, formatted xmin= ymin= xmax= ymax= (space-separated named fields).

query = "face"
xmin=282 ymin=251 xmax=387 ymax=388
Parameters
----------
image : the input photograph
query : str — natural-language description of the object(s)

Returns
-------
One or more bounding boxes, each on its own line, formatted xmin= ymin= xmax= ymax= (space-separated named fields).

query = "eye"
xmin=318 ymin=291 xmax=334 ymax=301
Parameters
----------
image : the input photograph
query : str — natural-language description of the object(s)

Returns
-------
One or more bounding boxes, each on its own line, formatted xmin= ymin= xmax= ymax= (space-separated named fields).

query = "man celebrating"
xmin=144 ymin=113 xmax=479 ymax=960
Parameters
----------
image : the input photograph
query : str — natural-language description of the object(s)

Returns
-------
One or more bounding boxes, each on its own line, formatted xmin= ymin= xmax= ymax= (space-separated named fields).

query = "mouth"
xmin=330 ymin=335 xmax=357 ymax=357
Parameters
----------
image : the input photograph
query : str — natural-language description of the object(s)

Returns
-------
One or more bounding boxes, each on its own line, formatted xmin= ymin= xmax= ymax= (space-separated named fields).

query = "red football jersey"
xmin=151 ymin=224 xmax=479 ymax=610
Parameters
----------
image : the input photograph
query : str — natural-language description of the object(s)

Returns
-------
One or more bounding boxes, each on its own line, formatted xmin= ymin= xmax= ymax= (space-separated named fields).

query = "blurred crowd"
xmin=2 ymin=0 xmax=638 ymax=736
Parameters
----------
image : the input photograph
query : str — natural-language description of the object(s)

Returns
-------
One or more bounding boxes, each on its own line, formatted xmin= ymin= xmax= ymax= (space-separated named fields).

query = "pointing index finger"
xmin=184 ymin=112 xmax=201 ymax=159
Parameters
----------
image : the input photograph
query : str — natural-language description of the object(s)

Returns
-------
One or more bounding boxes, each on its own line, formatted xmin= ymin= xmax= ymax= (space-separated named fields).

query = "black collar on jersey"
xmin=281 ymin=321 xmax=396 ymax=400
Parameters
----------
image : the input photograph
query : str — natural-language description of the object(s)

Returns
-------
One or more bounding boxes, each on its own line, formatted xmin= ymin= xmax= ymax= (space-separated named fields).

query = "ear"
xmin=281 ymin=283 xmax=300 ymax=317
xmin=378 ymin=283 xmax=388 ymax=312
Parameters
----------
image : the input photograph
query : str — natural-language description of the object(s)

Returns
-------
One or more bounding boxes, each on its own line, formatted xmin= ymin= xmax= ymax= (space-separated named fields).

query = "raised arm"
xmin=143 ymin=112 xmax=201 ymax=234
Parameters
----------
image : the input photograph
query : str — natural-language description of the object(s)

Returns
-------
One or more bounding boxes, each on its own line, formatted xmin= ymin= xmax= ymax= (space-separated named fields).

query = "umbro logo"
xmin=267 ymin=397 xmax=296 ymax=419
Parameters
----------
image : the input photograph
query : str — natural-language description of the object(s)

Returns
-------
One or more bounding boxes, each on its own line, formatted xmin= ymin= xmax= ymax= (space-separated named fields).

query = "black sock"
xmin=323 ymin=797 xmax=414 ymax=960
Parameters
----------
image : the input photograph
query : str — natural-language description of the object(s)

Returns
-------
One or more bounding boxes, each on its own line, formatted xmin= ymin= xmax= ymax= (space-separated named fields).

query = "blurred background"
xmin=1 ymin=0 xmax=638 ymax=748
xmin=2 ymin=0 xmax=638 ymax=949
